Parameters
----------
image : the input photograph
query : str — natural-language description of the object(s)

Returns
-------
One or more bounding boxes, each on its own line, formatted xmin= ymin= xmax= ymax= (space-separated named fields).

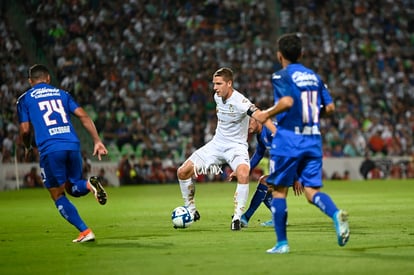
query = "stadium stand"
xmin=1 ymin=0 xmax=413 ymax=182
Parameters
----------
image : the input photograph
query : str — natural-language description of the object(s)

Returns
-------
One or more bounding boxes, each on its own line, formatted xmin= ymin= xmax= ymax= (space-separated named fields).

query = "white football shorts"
xmin=188 ymin=139 xmax=250 ymax=172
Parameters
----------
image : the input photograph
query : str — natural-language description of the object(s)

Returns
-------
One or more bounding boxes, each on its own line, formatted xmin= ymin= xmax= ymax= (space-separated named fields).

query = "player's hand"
xmin=258 ymin=175 xmax=268 ymax=185
xmin=227 ymin=171 xmax=236 ymax=182
xmin=293 ymin=181 xmax=303 ymax=196
xmin=253 ymin=110 xmax=268 ymax=124
xmin=93 ymin=142 xmax=108 ymax=161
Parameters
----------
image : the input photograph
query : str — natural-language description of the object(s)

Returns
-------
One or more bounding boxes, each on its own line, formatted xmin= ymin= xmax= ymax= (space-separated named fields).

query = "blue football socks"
xmin=312 ymin=192 xmax=338 ymax=218
xmin=55 ymin=196 xmax=88 ymax=232
xmin=271 ymin=198 xmax=288 ymax=243
xmin=243 ymin=183 xmax=268 ymax=221
xmin=263 ymin=192 xmax=272 ymax=209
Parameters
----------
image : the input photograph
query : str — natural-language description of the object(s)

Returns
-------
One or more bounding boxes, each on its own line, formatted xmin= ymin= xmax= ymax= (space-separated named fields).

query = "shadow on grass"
xmin=294 ymin=243 xmax=414 ymax=263
xmin=78 ymin=239 xmax=175 ymax=249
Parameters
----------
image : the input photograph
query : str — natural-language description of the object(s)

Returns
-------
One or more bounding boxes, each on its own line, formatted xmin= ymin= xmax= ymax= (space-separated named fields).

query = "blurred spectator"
xmin=23 ymin=166 xmax=43 ymax=188
xmin=331 ymin=171 xmax=343 ymax=180
xmin=82 ymin=150 xmax=92 ymax=179
xmin=343 ymin=170 xmax=350 ymax=180
xmin=359 ymin=154 xmax=377 ymax=180
xmin=406 ymin=159 xmax=414 ymax=178
xmin=2 ymin=130 xmax=15 ymax=163
xmin=117 ymin=154 xmax=133 ymax=185
xmin=368 ymin=130 xmax=387 ymax=156
xmin=162 ymin=152 xmax=178 ymax=182
xmin=331 ymin=144 xmax=345 ymax=157
xmin=389 ymin=162 xmax=404 ymax=179
xmin=133 ymin=156 xmax=151 ymax=184
xmin=97 ymin=168 xmax=110 ymax=187
xmin=367 ymin=167 xmax=385 ymax=179
xmin=148 ymin=157 xmax=167 ymax=183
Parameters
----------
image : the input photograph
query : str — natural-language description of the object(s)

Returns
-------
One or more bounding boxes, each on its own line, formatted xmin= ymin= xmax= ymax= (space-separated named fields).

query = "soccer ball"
xmin=171 ymin=206 xmax=194 ymax=229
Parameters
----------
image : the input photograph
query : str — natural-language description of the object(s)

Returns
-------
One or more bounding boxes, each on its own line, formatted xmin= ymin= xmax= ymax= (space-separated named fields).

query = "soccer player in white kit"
xmin=177 ymin=67 xmax=270 ymax=230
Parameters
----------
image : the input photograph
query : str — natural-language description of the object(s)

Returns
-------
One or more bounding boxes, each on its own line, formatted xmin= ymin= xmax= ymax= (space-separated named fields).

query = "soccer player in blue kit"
xmin=17 ymin=64 xmax=108 ymax=243
xmin=254 ymin=33 xmax=350 ymax=253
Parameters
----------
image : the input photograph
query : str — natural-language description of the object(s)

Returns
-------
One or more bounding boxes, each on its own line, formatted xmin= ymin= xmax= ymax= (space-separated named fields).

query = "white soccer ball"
xmin=171 ymin=206 xmax=194 ymax=229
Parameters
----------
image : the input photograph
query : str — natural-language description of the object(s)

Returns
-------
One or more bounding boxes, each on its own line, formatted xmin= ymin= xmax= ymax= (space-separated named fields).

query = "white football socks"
xmin=179 ymin=178 xmax=196 ymax=213
xmin=233 ymin=183 xmax=249 ymax=220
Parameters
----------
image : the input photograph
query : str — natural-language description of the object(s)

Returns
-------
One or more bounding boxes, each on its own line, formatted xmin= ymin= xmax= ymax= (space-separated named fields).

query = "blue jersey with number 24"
xmin=17 ymin=83 xmax=81 ymax=156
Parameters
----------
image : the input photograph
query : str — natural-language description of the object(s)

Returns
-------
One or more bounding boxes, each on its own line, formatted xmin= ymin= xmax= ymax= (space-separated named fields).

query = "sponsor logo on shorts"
xmin=193 ymin=163 xmax=223 ymax=178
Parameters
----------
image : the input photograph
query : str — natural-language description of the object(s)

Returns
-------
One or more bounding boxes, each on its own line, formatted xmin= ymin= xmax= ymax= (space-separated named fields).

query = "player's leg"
xmin=302 ymin=157 xmax=350 ymax=247
xmin=263 ymin=189 xmax=272 ymax=209
xmin=177 ymin=143 xmax=217 ymax=222
xmin=227 ymin=144 xmax=251 ymax=230
xmin=66 ymin=151 xmax=107 ymax=205
xmin=177 ymin=158 xmax=198 ymax=219
xmin=262 ymin=184 xmax=291 ymax=227
xmin=259 ymin=190 xmax=275 ymax=227
xmin=265 ymin=156 xmax=295 ymax=254
xmin=267 ymin=186 xmax=289 ymax=253
xmin=50 ymin=186 xmax=95 ymax=242
xmin=231 ymin=163 xmax=249 ymax=230
xmin=241 ymin=175 xmax=268 ymax=227
xmin=42 ymin=151 xmax=94 ymax=242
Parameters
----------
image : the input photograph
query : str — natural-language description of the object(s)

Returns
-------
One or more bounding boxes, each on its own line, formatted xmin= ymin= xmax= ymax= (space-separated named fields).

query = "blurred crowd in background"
xmin=1 ymin=0 xmax=414 ymax=184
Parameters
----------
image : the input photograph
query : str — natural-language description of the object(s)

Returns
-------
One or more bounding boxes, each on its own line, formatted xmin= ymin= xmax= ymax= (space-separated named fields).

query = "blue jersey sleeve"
xmin=250 ymin=126 xmax=273 ymax=169
xmin=271 ymin=72 xmax=289 ymax=123
xmin=17 ymin=93 xmax=30 ymax=123
xmin=250 ymin=134 xmax=266 ymax=169
xmin=320 ymin=82 xmax=333 ymax=106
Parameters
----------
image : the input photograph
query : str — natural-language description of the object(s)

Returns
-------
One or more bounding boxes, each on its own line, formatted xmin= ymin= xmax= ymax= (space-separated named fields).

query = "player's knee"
xmin=177 ymin=164 xmax=193 ymax=180
xmin=236 ymin=172 xmax=250 ymax=183
xmin=234 ymin=165 xmax=250 ymax=183
xmin=304 ymin=187 xmax=317 ymax=203
xmin=50 ymin=188 xmax=66 ymax=201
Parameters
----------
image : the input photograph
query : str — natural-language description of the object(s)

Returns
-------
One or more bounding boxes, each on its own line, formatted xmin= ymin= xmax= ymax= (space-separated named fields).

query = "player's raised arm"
xmin=73 ymin=106 xmax=107 ymax=160
xmin=251 ymin=96 xmax=294 ymax=124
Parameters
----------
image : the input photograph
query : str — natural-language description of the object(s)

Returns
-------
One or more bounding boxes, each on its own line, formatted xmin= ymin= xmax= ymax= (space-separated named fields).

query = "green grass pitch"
xmin=1 ymin=180 xmax=414 ymax=275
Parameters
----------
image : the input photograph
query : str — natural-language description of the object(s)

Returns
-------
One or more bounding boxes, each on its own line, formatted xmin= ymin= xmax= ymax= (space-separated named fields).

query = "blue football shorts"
xmin=40 ymin=150 xmax=83 ymax=189
xmin=266 ymin=155 xmax=323 ymax=188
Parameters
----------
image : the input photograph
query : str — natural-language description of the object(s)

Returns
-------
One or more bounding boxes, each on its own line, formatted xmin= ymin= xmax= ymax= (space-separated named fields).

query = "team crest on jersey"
xmin=229 ymin=104 xmax=234 ymax=112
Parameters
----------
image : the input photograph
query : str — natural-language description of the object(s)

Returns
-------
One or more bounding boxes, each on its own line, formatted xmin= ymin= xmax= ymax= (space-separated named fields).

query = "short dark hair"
xmin=213 ymin=67 xmax=233 ymax=82
xmin=277 ymin=33 xmax=302 ymax=63
xmin=28 ymin=64 xmax=50 ymax=79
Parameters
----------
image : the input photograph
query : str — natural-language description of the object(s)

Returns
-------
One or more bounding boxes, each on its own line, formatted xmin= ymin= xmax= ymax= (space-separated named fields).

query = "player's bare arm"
xmin=19 ymin=121 xmax=35 ymax=161
xmin=263 ymin=119 xmax=276 ymax=135
xmin=19 ymin=122 xmax=31 ymax=146
xmin=254 ymin=96 xmax=294 ymax=123
xmin=73 ymin=107 xmax=108 ymax=160
xmin=246 ymin=105 xmax=275 ymax=134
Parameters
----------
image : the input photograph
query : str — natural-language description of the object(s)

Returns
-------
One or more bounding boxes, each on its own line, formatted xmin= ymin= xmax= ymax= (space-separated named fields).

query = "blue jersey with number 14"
xmin=17 ymin=83 xmax=81 ymax=156
xmin=270 ymin=63 xmax=333 ymax=158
